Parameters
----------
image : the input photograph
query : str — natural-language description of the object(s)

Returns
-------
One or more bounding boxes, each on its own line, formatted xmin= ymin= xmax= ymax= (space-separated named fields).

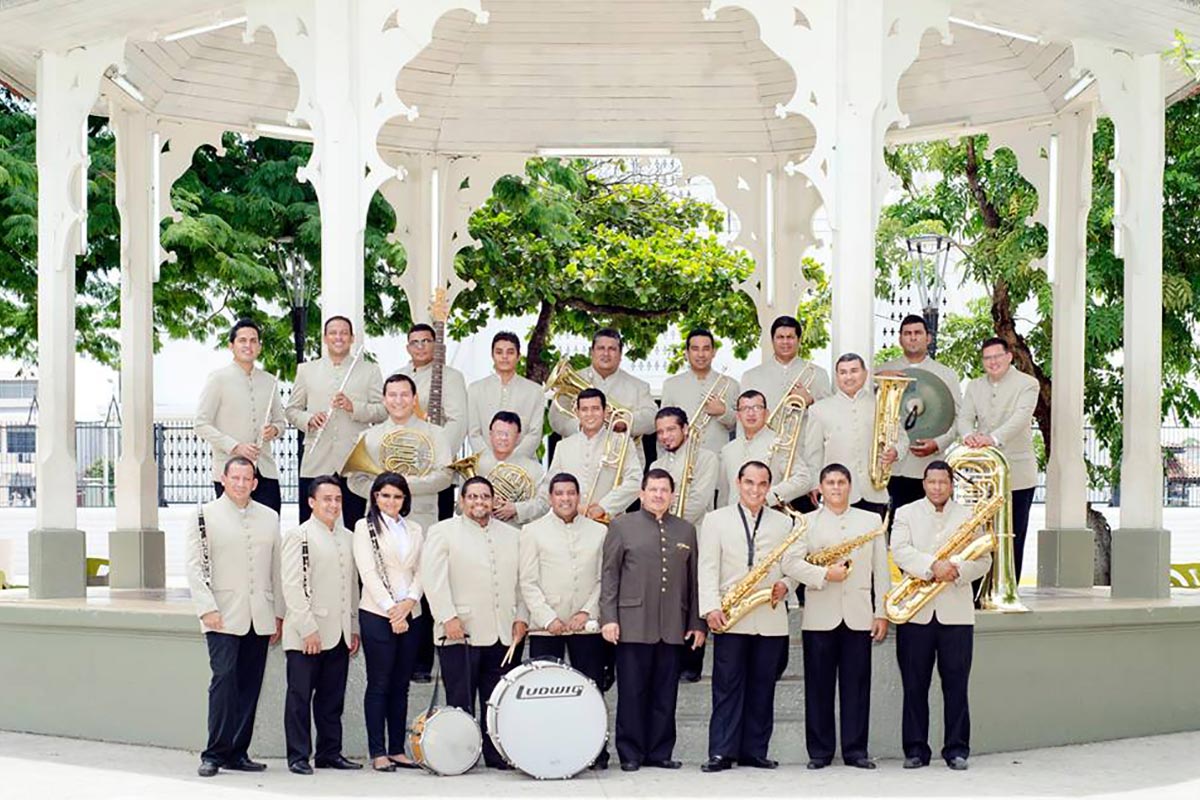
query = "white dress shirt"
xmin=353 ymin=513 xmax=424 ymax=618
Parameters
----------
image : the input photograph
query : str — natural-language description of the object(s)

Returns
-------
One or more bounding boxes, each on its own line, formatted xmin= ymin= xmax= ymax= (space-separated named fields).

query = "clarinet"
xmin=301 ymin=530 xmax=312 ymax=601
xmin=197 ymin=504 xmax=212 ymax=590
xmin=366 ymin=513 xmax=395 ymax=601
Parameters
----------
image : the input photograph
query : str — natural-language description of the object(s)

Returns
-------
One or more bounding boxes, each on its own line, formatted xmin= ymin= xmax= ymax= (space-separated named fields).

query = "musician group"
xmin=187 ymin=311 xmax=1039 ymax=777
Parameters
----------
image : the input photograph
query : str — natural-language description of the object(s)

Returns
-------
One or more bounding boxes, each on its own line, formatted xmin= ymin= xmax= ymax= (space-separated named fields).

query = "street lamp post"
xmin=904 ymin=234 xmax=953 ymax=357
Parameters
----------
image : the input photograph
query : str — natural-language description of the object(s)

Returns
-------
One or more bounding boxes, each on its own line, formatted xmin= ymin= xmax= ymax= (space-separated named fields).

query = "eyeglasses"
xmin=737 ymin=404 xmax=767 ymax=412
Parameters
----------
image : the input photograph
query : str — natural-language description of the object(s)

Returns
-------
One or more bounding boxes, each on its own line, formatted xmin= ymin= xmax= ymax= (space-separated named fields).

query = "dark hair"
xmin=770 ymin=315 xmax=802 ymax=338
xmin=223 ymin=455 xmax=256 ymax=476
xmin=835 ymin=352 xmax=865 ymax=369
xmin=655 ymin=406 xmax=688 ymax=427
xmin=408 ymin=323 xmax=435 ymax=339
xmin=819 ymin=463 xmax=853 ymax=484
xmin=323 ymin=315 xmax=354 ymax=335
xmin=592 ymin=328 xmax=623 ymax=349
xmin=642 ymin=468 xmax=675 ymax=491
xmin=981 ymin=336 xmax=1009 ymax=353
xmin=924 ymin=460 xmax=953 ymax=480
xmin=899 ymin=314 xmax=927 ymax=333
xmin=367 ymin=472 xmax=412 ymax=526
xmin=385 ymin=373 xmax=417 ymax=397
xmin=577 ymin=387 xmax=607 ymax=409
xmin=229 ymin=318 xmax=260 ymax=343
xmin=685 ymin=328 xmax=715 ymax=349
xmin=461 ymin=475 xmax=494 ymax=498
xmin=491 ymin=331 xmax=521 ymax=352
xmin=736 ymin=389 xmax=766 ymax=410
xmin=308 ymin=474 xmax=343 ymax=499
xmin=737 ymin=459 xmax=773 ymax=483
xmin=548 ymin=472 xmax=580 ymax=493
xmin=490 ymin=410 xmax=522 ymax=433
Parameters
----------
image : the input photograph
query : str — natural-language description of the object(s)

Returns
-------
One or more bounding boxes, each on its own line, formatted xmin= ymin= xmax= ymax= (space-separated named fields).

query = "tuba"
xmin=341 ymin=426 xmax=436 ymax=479
xmin=715 ymin=508 xmax=807 ymax=633
xmin=869 ymin=374 xmax=915 ymax=491
xmin=545 ymin=360 xmax=631 ymax=420
xmin=448 ymin=452 xmax=536 ymax=503
xmin=582 ymin=407 xmax=633 ymax=523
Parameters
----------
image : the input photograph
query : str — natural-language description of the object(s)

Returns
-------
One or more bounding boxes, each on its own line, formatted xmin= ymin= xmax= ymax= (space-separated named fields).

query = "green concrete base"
xmin=1037 ymin=527 xmax=1095 ymax=588
xmin=108 ymin=529 xmax=166 ymax=590
xmin=1112 ymin=528 xmax=1171 ymax=599
xmin=27 ymin=529 xmax=86 ymax=598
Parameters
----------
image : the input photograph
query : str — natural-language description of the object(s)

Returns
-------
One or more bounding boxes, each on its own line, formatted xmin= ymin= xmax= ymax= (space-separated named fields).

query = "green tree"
xmin=450 ymin=157 xmax=762 ymax=382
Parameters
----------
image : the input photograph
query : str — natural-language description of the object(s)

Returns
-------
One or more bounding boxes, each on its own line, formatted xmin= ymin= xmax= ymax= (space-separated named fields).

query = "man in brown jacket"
xmin=601 ymin=469 xmax=707 ymax=772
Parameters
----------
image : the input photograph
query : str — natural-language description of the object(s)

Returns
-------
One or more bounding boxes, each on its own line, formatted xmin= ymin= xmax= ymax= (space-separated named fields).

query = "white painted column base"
xmin=108 ymin=530 xmax=166 ymax=590
xmin=1111 ymin=529 xmax=1171 ymax=599
xmin=1037 ymin=528 xmax=1095 ymax=589
xmin=28 ymin=530 xmax=86 ymax=599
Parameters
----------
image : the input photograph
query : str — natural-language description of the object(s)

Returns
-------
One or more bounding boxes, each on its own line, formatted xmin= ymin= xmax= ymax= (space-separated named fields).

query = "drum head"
xmin=418 ymin=707 xmax=482 ymax=776
xmin=487 ymin=660 xmax=607 ymax=779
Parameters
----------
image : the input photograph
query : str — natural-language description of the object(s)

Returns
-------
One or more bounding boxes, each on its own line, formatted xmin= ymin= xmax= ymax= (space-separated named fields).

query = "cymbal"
xmin=899 ymin=368 xmax=956 ymax=441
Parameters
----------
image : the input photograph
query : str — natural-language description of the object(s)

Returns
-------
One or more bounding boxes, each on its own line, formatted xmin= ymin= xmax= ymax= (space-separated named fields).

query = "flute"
xmin=255 ymin=376 xmax=280 ymax=449
xmin=309 ymin=346 xmax=364 ymax=447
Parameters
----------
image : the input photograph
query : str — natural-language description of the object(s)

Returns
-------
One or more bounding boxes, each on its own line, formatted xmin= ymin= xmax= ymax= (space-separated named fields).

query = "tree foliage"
xmin=450 ymin=157 xmax=761 ymax=382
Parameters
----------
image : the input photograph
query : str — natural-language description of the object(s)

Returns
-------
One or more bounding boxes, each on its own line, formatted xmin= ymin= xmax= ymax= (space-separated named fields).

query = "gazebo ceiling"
xmin=0 ymin=0 xmax=1196 ymax=156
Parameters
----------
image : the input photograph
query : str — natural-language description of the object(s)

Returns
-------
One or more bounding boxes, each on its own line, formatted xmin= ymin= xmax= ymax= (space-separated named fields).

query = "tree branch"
xmin=560 ymin=298 xmax=684 ymax=318
xmin=964 ymin=137 xmax=1003 ymax=230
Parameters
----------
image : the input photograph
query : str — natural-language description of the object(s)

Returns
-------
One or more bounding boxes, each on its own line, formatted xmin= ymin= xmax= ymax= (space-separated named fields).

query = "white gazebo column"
xmin=29 ymin=41 xmax=124 ymax=599
xmin=1074 ymin=41 xmax=1170 ymax=599
xmin=107 ymin=101 xmax=163 ymax=589
xmin=1039 ymin=108 xmax=1097 ymax=588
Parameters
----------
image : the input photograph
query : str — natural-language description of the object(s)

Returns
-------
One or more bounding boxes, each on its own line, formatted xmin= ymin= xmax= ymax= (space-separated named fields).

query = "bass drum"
xmin=407 ymin=705 xmax=482 ymax=776
xmin=485 ymin=658 xmax=608 ymax=780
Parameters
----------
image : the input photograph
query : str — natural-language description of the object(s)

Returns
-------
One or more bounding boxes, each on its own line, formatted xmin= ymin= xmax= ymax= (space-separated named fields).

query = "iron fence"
xmin=0 ymin=420 xmax=1197 ymax=508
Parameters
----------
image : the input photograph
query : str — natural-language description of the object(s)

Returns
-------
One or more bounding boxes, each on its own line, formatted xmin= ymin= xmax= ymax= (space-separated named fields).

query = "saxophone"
xmin=714 ymin=509 xmax=807 ymax=633
xmin=868 ymin=374 xmax=915 ymax=490
xmin=804 ymin=512 xmax=889 ymax=577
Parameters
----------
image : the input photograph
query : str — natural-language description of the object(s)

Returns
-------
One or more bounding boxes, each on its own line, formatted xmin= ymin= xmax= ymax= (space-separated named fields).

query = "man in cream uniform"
xmin=698 ymin=460 xmax=799 ymax=773
xmin=548 ymin=328 xmax=657 ymax=465
xmin=540 ymin=388 xmax=641 ymax=522
xmin=740 ymin=315 xmax=831 ymax=419
xmin=421 ymin=476 xmax=529 ymax=770
xmin=280 ymin=476 xmax=362 ymax=774
xmin=286 ymin=315 xmax=387 ymax=526
xmin=876 ymin=315 xmax=963 ymax=514
xmin=957 ymin=336 xmax=1039 ymax=583
xmin=395 ymin=323 xmax=468 ymax=456
xmin=195 ymin=318 xmax=287 ymax=512
xmin=346 ymin=374 xmax=453 ymax=534
xmin=802 ymin=354 xmax=904 ymax=519
xmin=185 ymin=456 xmax=285 ymax=778
xmin=475 ymin=411 xmax=544 ymax=527
xmin=518 ymin=471 xmax=610 ymax=769
xmin=659 ymin=328 xmax=740 ymax=458
xmin=891 ymin=461 xmax=993 ymax=771
xmin=467 ymin=331 xmax=546 ymax=459
xmin=718 ymin=390 xmax=814 ymax=508
xmin=650 ymin=407 xmax=719 ymax=526
xmin=793 ymin=464 xmax=890 ymax=770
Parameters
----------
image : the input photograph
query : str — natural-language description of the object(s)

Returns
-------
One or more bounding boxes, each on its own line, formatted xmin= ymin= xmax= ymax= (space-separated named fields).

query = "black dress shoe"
xmin=197 ymin=760 xmax=220 ymax=778
xmin=289 ymin=761 xmax=313 ymax=775
xmin=225 ymin=756 xmax=267 ymax=772
xmin=315 ymin=755 xmax=362 ymax=770
xmin=701 ymin=756 xmax=733 ymax=773
xmin=644 ymin=759 xmax=682 ymax=769
xmin=806 ymin=759 xmax=831 ymax=770
xmin=620 ymin=761 xmax=640 ymax=772
xmin=947 ymin=757 xmax=969 ymax=771
xmin=590 ymin=753 xmax=610 ymax=771
xmin=411 ymin=671 xmax=433 ymax=684
xmin=845 ymin=757 xmax=876 ymax=770
xmin=679 ymin=670 xmax=701 ymax=683
xmin=903 ymin=756 xmax=927 ymax=769
xmin=737 ymin=756 xmax=777 ymax=769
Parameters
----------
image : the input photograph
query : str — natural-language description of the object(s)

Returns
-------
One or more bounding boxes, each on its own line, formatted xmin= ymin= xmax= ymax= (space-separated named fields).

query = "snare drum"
xmin=485 ymin=659 xmax=608 ymax=779
xmin=407 ymin=705 xmax=482 ymax=776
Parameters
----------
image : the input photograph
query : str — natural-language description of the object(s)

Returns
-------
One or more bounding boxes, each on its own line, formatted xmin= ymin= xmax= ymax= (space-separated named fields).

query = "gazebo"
xmin=1 ymin=0 xmax=1197 ymax=761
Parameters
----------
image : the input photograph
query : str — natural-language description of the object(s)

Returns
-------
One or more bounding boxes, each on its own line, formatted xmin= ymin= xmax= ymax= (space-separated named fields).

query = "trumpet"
xmin=869 ymin=374 xmax=915 ymax=490
xmin=309 ymin=346 xmax=364 ymax=448
xmin=582 ymin=407 xmax=633 ymax=523
xmin=690 ymin=372 xmax=731 ymax=436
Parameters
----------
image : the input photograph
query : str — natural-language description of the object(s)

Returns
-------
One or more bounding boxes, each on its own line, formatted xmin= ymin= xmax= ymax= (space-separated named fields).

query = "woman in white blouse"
xmin=352 ymin=472 xmax=424 ymax=772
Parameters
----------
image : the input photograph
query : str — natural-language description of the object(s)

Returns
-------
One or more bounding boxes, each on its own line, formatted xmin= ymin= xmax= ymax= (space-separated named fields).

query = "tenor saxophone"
xmin=714 ymin=509 xmax=807 ymax=633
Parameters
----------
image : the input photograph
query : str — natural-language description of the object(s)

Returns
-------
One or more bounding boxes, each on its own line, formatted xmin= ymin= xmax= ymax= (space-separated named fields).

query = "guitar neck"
xmin=428 ymin=320 xmax=446 ymax=426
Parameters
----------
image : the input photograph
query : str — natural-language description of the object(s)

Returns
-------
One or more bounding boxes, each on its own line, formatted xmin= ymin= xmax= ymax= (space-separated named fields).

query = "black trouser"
xmin=202 ymin=631 xmax=270 ymax=766
xmin=439 ymin=642 xmax=507 ymax=768
xmin=852 ymin=498 xmax=889 ymax=520
xmin=284 ymin=639 xmax=351 ymax=766
xmin=708 ymin=633 xmax=788 ymax=761
xmin=413 ymin=597 xmax=435 ymax=674
xmin=680 ymin=635 xmax=705 ymax=679
xmin=615 ymin=641 xmax=682 ymax=766
xmin=213 ymin=475 xmax=281 ymax=513
xmin=529 ymin=634 xmax=610 ymax=763
xmin=888 ymin=476 xmax=926 ymax=540
xmin=360 ymin=610 xmax=419 ymax=759
xmin=298 ymin=474 xmax=366 ymax=528
xmin=1011 ymin=486 xmax=1034 ymax=584
xmin=801 ymin=623 xmax=873 ymax=763
xmin=896 ymin=618 xmax=974 ymax=763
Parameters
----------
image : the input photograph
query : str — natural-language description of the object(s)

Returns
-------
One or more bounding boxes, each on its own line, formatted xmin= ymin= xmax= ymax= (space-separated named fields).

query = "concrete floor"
xmin=3 ymin=729 xmax=1199 ymax=799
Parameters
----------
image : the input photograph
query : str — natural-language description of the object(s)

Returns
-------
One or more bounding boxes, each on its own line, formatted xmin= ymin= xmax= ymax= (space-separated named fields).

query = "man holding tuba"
xmin=697 ymin=460 xmax=799 ymax=773
xmin=718 ymin=390 xmax=814 ymax=509
xmin=802 ymin=354 xmax=905 ymax=520
xmin=659 ymin=329 xmax=740 ymax=458
xmin=890 ymin=461 xmax=993 ymax=771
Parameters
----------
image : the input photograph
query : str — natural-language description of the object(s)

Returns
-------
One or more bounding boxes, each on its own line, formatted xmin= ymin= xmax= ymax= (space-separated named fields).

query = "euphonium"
xmin=869 ymin=373 xmax=915 ymax=491
xmin=804 ymin=513 xmax=889 ymax=577
xmin=448 ymin=453 xmax=536 ymax=503
xmin=341 ymin=426 xmax=436 ymax=479
xmin=582 ymin=407 xmax=633 ymax=523
xmin=715 ymin=508 xmax=807 ymax=633
xmin=884 ymin=492 xmax=1005 ymax=624
xmin=545 ymin=360 xmax=630 ymax=420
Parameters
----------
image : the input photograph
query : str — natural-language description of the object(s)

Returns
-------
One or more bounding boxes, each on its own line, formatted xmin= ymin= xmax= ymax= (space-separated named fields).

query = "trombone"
xmin=582 ymin=407 xmax=633 ymax=523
